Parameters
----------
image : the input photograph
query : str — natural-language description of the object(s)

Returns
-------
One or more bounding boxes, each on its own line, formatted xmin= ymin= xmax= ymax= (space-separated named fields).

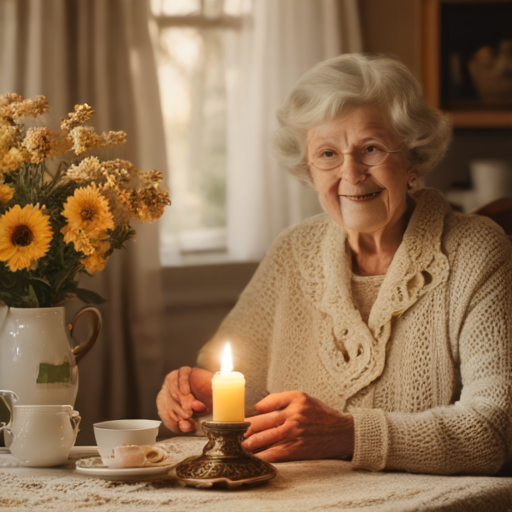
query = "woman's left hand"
xmin=242 ymin=391 xmax=354 ymax=462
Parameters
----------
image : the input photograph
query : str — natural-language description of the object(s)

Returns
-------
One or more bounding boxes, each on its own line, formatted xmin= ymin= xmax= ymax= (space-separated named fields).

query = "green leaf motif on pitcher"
xmin=36 ymin=360 xmax=71 ymax=384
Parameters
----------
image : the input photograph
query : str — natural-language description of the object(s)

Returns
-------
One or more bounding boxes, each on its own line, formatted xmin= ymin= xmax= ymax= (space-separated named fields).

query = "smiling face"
xmin=307 ymin=106 xmax=415 ymax=235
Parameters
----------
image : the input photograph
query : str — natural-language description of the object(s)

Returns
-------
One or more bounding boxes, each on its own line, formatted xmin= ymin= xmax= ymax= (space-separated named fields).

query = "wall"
xmin=359 ymin=0 xmax=423 ymax=80
xmin=162 ymin=263 xmax=258 ymax=372
xmin=360 ymin=0 xmax=512 ymax=192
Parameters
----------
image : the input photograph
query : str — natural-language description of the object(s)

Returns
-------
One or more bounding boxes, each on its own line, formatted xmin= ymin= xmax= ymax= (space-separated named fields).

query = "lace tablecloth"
xmin=0 ymin=438 xmax=511 ymax=512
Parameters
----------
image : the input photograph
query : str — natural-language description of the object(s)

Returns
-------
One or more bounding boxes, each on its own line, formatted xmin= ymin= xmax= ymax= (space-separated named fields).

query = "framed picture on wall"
xmin=422 ymin=0 xmax=512 ymax=127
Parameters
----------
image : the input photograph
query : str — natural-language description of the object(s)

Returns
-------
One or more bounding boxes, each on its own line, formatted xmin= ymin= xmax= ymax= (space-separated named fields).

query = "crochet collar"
xmin=292 ymin=188 xmax=452 ymax=404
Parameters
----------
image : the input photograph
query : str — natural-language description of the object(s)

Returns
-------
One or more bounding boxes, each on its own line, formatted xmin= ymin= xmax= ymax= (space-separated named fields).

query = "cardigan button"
xmin=342 ymin=329 xmax=348 ymax=336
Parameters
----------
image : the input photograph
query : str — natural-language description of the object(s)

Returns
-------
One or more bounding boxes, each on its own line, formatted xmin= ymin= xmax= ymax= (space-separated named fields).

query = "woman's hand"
xmin=243 ymin=391 xmax=354 ymax=462
xmin=157 ymin=367 xmax=213 ymax=434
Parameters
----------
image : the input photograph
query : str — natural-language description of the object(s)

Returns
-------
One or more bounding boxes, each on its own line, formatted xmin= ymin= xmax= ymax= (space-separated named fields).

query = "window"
xmin=150 ymin=0 xmax=252 ymax=264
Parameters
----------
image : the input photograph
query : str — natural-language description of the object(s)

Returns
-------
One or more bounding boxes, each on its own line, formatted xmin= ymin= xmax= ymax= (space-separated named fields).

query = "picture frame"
xmin=422 ymin=0 xmax=512 ymax=127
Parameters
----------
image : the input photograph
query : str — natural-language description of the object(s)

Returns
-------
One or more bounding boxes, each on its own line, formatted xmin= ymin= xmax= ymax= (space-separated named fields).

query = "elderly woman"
xmin=157 ymin=54 xmax=512 ymax=475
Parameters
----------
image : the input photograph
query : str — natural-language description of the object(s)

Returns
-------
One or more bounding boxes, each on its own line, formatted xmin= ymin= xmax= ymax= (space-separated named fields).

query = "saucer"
xmin=76 ymin=457 xmax=175 ymax=481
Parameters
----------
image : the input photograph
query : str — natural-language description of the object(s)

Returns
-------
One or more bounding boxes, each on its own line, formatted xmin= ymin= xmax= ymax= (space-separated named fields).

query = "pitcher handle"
xmin=70 ymin=410 xmax=81 ymax=438
xmin=70 ymin=306 xmax=102 ymax=364
xmin=0 ymin=390 xmax=18 ymax=433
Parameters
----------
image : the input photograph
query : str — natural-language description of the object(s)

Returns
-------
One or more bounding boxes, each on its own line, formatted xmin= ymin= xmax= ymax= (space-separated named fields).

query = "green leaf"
xmin=60 ymin=281 xmax=79 ymax=293
xmin=29 ymin=276 xmax=52 ymax=288
xmin=74 ymin=288 xmax=107 ymax=305
xmin=20 ymin=285 xmax=40 ymax=308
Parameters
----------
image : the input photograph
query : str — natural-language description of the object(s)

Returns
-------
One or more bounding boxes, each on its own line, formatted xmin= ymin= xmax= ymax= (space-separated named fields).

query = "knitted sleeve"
xmin=352 ymin=227 xmax=512 ymax=475
xmin=196 ymin=231 xmax=288 ymax=415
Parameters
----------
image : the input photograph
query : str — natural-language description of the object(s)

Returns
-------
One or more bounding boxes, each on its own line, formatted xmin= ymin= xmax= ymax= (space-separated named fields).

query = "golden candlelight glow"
xmin=221 ymin=342 xmax=234 ymax=373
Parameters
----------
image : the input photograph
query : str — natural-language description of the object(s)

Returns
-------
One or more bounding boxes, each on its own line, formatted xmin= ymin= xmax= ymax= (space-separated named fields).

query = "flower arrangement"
xmin=0 ymin=94 xmax=171 ymax=308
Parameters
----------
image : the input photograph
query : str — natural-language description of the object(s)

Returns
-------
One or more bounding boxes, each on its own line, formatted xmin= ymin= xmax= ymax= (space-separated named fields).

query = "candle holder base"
xmin=175 ymin=421 xmax=277 ymax=488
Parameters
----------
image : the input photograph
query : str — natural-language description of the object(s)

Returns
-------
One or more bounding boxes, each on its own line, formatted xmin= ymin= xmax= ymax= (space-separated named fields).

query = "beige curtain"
xmin=0 ymin=0 xmax=167 ymax=444
xmin=225 ymin=0 xmax=363 ymax=260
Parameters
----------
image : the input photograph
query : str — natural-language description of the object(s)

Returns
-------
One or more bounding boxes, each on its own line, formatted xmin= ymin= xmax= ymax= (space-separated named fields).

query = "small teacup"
xmin=93 ymin=419 xmax=161 ymax=466
xmin=0 ymin=390 xmax=81 ymax=467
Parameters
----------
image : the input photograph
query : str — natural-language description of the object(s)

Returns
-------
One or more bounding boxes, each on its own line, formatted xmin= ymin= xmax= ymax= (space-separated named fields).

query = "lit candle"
xmin=212 ymin=343 xmax=245 ymax=422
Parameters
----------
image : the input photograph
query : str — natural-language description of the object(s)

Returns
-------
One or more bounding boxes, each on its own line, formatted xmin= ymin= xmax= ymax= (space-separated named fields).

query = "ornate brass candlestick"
xmin=175 ymin=421 xmax=277 ymax=488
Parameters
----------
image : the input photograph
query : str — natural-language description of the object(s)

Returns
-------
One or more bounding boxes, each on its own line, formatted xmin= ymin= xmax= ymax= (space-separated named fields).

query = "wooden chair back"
xmin=472 ymin=197 xmax=512 ymax=236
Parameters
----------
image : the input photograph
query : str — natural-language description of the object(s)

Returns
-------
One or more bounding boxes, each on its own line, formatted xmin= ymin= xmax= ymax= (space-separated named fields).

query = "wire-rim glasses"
xmin=309 ymin=144 xmax=403 ymax=171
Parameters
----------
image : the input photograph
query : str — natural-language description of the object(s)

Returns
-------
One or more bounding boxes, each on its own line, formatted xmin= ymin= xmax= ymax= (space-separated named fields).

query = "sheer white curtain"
xmin=0 ymin=0 xmax=167 ymax=442
xmin=225 ymin=0 xmax=362 ymax=260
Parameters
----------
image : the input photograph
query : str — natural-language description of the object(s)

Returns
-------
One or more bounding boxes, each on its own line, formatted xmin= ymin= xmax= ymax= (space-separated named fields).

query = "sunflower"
xmin=0 ymin=184 xmax=14 ymax=205
xmin=61 ymin=184 xmax=114 ymax=238
xmin=0 ymin=204 xmax=53 ymax=271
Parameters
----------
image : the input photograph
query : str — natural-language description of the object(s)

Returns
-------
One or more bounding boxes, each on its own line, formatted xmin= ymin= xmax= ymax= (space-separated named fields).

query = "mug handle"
xmin=0 ymin=390 xmax=18 ymax=434
xmin=70 ymin=307 xmax=102 ymax=364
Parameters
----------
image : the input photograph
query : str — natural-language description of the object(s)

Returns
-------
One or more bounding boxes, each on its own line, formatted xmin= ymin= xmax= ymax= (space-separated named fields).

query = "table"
xmin=1 ymin=438 xmax=511 ymax=512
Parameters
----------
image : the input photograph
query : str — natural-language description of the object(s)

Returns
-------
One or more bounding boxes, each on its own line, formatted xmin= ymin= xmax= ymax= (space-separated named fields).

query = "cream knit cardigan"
xmin=198 ymin=188 xmax=512 ymax=476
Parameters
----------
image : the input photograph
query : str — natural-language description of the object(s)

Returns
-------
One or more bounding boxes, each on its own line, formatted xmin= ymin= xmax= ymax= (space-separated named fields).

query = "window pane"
xmin=156 ymin=27 xmax=227 ymax=249
xmin=150 ymin=0 xmax=162 ymax=16
xmin=223 ymin=0 xmax=252 ymax=16
xmin=204 ymin=0 xmax=223 ymax=19
xmin=160 ymin=0 xmax=201 ymax=16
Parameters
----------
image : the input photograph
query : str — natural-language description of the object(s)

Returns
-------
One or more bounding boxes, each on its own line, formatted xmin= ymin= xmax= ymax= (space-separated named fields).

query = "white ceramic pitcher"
xmin=0 ymin=390 xmax=81 ymax=466
xmin=0 ymin=306 xmax=101 ymax=407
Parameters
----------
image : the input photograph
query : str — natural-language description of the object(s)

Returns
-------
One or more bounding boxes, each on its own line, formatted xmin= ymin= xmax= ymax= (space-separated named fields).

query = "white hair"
xmin=272 ymin=53 xmax=452 ymax=188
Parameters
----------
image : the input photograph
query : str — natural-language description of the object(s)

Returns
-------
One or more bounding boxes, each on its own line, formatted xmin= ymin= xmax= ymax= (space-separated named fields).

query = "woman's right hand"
xmin=157 ymin=367 xmax=214 ymax=433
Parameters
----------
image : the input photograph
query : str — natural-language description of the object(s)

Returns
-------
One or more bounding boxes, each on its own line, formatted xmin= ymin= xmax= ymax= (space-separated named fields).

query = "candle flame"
xmin=221 ymin=342 xmax=233 ymax=373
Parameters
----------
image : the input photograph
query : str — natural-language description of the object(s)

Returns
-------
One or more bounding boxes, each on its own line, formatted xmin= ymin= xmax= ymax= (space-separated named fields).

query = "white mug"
xmin=470 ymin=159 xmax=512 ymax=207
xmin=0 ymin=390 xmax=81 ymax=467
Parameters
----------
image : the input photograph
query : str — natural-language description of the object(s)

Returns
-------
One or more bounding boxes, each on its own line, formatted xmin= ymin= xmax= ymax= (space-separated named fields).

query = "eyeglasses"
xmin=309 ymin=144 xmax=403 ymax=171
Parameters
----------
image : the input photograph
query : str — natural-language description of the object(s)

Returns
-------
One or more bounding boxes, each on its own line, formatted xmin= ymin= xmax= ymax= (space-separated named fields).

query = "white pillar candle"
xmin=212 ymin=343 xmax=245 ymax=422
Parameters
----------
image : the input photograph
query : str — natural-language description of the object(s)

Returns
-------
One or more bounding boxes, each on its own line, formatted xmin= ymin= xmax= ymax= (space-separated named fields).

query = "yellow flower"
xmin=80 ymin=250 xmax=109 ymax=275
xmin=0 ymin=204 xmax=53 ymax=271
xmin=65 ymin=156 xmax=103 ymax=183
xmin=0 ymin=184 xmax=14 ymax=205
xmin=11 ymin=96 xmax=49 ymax=120
xmin=0 ymin=94 xmax=23 ymax=125
xmin=61 ymin=184 xmax=114 ymax=238
xmin=60 ymin=225 xmax=109 ymax=274
xmin=68 ymin=126 xmax=127 ymax=155
xmin=0 ymin=147 xmax=25 ymax=173
xmin=60 ymin=103 xmax=94 ymax=132
xmin=0 ymin=95 xmax=49 ymax=122
xmin=135 ymin=185 xmax=171 ymax=222
xmin=61 ymin=228 xmax=110 ymax=274
xmin=0 ymin=93 xmax=23 ymax=108
xmin=0 ymin=125 xmax=20 ymax=152
xmin=61 ymin=227 xmax=95 ymax=255
xmin=101 ymin=159 xmax=136 ymax=185
xmin=22 ymin=127 xmax=72 ymax=163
